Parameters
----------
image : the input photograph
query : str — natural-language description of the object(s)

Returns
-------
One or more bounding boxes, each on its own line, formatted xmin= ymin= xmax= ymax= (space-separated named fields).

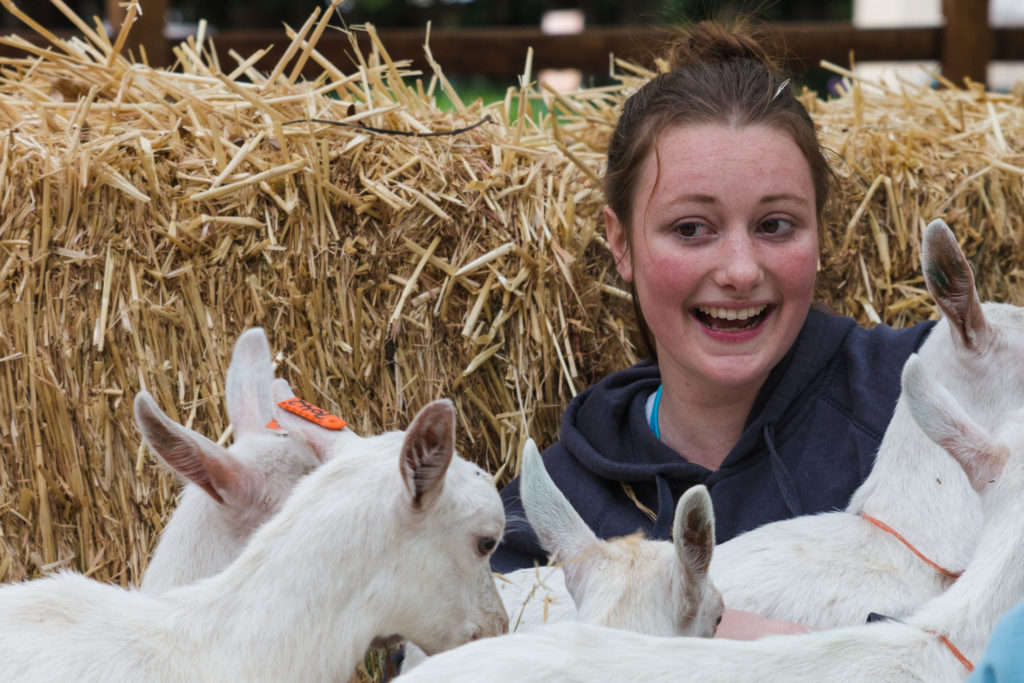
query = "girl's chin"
xmin=701 ymin=359 xmax=772 ymax=386
xmin=689 ymin=346 xmax=780 ymax=389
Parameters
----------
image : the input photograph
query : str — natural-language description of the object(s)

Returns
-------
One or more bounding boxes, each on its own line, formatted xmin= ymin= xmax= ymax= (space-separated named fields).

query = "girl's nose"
xmin=711 ymin=232 xmax=763 ymax=292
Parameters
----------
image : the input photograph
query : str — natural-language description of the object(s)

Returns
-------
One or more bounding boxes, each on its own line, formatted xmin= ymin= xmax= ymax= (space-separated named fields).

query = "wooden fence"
xmin=0 ymin=0 xmax=1019 ymax=86
xmin=211 ymin=22 xmax=1024 ymax=85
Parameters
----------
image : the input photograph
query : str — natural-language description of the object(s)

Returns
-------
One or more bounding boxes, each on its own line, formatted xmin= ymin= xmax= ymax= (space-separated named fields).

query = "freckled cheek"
xmin=633 ymin=253 xmax=702 ymax=311
xmin=774 ymin=248 xmax=819 ymax=300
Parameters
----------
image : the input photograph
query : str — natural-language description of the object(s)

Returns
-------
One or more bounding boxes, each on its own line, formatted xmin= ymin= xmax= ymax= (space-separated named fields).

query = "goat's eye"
xmin=476 ymin=536 xmax=497 ymax=556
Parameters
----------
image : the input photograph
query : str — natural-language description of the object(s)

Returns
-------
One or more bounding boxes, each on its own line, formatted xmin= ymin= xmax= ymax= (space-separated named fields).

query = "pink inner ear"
xmin=401 ymin=402 xmax=455 ymax=509
xmin=923 ymin=226 xmax=984 ymax=349
xmin=159 ymin=446 xmax=226 ymax=504
xmin=143 ymin=427 xmax=226 ymax=506
xmin=199 ymin=452 xmax=247 ymax=505
xmin=160 ymin=444 xmax=226 ymax=505
xmin=682 ymin=512 xmax=713 ymax=572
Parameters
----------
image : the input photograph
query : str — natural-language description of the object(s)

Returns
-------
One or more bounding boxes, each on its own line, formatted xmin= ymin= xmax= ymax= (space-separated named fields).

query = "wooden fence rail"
xmin=212 ymin=23 xmax=1024 ymax=85
xmin=2 ymin=0 xmax=1019 ymax=86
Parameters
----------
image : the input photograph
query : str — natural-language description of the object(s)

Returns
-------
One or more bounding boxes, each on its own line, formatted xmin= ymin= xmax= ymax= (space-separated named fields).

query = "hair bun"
xmin=667 ymin=20 xmax=777 ymax=73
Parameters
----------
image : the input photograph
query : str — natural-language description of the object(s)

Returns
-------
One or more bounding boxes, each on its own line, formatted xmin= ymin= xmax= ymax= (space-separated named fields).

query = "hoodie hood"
xmin=566 ymin=308 xmax=857 ymax=482
xmin=562 ymin=308 xmax=857 ymax=537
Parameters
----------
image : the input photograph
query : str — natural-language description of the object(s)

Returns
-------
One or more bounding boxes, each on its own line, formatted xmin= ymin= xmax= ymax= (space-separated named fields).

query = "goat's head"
xmin=137 ymin=329 xmax=331 ymax=532
xmin=271 ymin=397 xmax=508 ymax=655
xmin=519 ymin=438 xmax=723 ymax=637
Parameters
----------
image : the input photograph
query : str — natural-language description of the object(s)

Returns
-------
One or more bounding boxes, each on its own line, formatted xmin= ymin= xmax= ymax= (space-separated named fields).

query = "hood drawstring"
xmin=764 ymin=423 xmax=802 ymax=517
xmin=645 ymin=424 xmax=800 ymax=539
xmin=651 ymin=474 xmax=675 ymax=540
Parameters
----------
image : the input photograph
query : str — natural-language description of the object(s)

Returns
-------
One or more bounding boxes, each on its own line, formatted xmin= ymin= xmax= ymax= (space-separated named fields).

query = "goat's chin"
xmin=370 ymin=634 xmax=404 ymax=649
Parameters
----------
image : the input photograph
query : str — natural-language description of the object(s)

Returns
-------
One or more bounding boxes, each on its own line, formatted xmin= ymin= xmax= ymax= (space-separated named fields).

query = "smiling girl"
xmin=492 ymin=21 xmax=935 ymax=637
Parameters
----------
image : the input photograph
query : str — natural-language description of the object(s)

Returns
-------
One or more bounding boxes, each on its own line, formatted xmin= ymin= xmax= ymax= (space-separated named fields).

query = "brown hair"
xmin=605 ymin=20 xmax=832 ymax=358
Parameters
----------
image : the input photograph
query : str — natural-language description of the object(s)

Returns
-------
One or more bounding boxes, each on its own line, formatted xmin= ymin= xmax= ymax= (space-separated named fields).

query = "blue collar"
xmin=649 ymin=384 xmax=663 ymax=438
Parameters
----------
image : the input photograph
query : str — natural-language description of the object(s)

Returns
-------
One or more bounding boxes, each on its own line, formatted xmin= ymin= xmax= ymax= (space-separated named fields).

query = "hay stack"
xmin=0 ymin=0 xmax=637 ymax=585
xmin=0 ymin=0 xmax=1023 ymax=603
xmin=811 ymin=62 xmax=1024 ymax=323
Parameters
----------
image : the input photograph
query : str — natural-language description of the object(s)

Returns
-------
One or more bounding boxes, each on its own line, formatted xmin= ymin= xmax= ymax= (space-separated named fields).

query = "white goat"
xmin=397 ymin=352 xmax=1024 ymax=682
xmin=401 ymin=438 xmax=723 ymax=671
xmin=0 ymin=398 xmax=508 ymax=682
xmin=708 ymin=218 xmax=1024 ymax=628
xmin=139 ymin=327 xmax=343 ymax=593
xmin=481 ymin=219 xmax=1024 ymax=633
xmin=502 ymin=438 xmax=722 ymax=636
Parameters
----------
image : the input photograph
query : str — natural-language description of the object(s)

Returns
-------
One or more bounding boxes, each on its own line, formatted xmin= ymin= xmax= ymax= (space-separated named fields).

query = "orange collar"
xmin=926 ymin=630 xmax=975 ymax=673
xmin=860 ymin=513 xmax=962 ymax=579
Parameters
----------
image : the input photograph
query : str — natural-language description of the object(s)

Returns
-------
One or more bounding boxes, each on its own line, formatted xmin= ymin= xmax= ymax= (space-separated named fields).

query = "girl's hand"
xmin=714 ymin=608 xmax=810 ymax=640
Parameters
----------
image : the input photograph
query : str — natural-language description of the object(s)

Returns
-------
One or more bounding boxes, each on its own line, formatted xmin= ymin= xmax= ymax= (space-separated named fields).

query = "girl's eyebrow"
xmin=663 ymin=193 xmax=716 ymax=205
xmin=760 ymin=193 xmax=810 ymax=205
xmin=666 ymin=193 xmax=808 ymax=205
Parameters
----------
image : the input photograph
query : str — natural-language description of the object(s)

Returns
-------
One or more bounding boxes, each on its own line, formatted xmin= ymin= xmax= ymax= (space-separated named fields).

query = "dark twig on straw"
xmin=282 ymin=115 xmax=493 ymax=137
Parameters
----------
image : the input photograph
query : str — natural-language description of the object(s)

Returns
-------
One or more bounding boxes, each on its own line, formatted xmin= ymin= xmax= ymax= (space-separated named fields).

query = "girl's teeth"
xmin=698 ymin=305 xmax=766 ymax=321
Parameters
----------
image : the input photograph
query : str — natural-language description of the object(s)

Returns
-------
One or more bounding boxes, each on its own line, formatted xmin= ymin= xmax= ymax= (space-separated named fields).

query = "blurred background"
xmin=4 ymin=0 xmax=1023 ymax=97
xmin=10 ymin=0 xmax=851 ymax=33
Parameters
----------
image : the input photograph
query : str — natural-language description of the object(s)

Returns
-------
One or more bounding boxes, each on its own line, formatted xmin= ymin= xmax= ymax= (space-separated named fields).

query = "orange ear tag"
xmin=277 ymin=397 xmax=348 ymax=430
xmin=265 ymin=418 xmax=282 ymax=431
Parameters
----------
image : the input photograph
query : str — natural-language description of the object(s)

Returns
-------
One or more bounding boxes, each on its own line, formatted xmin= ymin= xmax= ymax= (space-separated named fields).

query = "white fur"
xmin=0 ymin=399 xmax=507 ymax=682
xmin=396 ymin=353 xmax=1024 ymax=682
xmin=140 ymin=328 xmax=338 ymax=593
xmin=500 ymin=438 xmax=722 ymax=636
xmin=401 ymin=438 xmax=723 ymax=671
xmin=709 ymin=219 xmax=1024 ymax=628
xmin=464 ymin=219 xmax=1024 ymax=633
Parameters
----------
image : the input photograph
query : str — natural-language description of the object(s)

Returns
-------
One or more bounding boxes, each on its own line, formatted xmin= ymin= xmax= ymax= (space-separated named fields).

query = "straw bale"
xmin=1 ymin=4 xmax=1024 ymax=666
xmin=808 ymin=63 xmax=1024 ymax=324
xmin=0 ymin=0 xmax=634 ymax=594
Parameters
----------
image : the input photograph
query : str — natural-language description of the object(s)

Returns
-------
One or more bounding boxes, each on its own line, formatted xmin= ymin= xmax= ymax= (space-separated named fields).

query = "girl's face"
xmin=606 ymin=123 xmax=819 ymax=399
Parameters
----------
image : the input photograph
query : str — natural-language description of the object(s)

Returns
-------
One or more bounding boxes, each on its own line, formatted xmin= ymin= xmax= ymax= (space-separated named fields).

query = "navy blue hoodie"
xmin=492 ymin=308 xmax=935 ymax=573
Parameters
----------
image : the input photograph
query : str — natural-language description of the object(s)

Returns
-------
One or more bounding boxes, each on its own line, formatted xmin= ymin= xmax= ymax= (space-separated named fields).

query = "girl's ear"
xmin=604 ymin=206 xmax=633 ymax=283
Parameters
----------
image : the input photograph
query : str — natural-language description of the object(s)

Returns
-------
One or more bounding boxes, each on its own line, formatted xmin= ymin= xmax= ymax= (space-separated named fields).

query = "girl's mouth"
xmin=694 ymin=304 xmax=769 ymax=332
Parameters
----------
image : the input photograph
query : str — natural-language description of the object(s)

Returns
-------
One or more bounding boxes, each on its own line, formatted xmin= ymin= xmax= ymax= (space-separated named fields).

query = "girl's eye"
xmin=674 ymin=221 xmax=706 ymax=238
xmin=759 ymin=218 xmax=795 ymax=236
xmin=477 ymin=537 xmax=497 ymax=556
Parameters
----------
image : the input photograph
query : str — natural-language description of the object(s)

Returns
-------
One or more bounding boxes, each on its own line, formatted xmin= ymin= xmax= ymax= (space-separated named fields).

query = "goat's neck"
xmin=166 ymin=475 xmax=401 ymax=680
xmin=846 ymin=400 xmax=983 ymax=573
xmin=140 ymin=486 xmax=246 ymax=593
xmin=906 ymin=493 xmax=1024 ymax=666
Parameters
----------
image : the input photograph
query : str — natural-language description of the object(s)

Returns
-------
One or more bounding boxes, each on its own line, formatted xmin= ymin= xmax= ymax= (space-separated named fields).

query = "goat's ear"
xmin=269 ymin=379 xmax=343 ymax=462
xmin=673 ymin=485 xmax=715 ymax=581
xmin=134 ymin=391 xmax=247 ymax=505
xmin=921 ymin=219 xmax=988 ymax=350
xmin=520 ymin=438 xmax=599 ymax=564
xmin=400 ymin=399 xmax=455 ymax=511
xmin=902 ymin=354 xmax=1008 ymax=490
xmin=225 ymin=327 xmax=276 ymax=436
